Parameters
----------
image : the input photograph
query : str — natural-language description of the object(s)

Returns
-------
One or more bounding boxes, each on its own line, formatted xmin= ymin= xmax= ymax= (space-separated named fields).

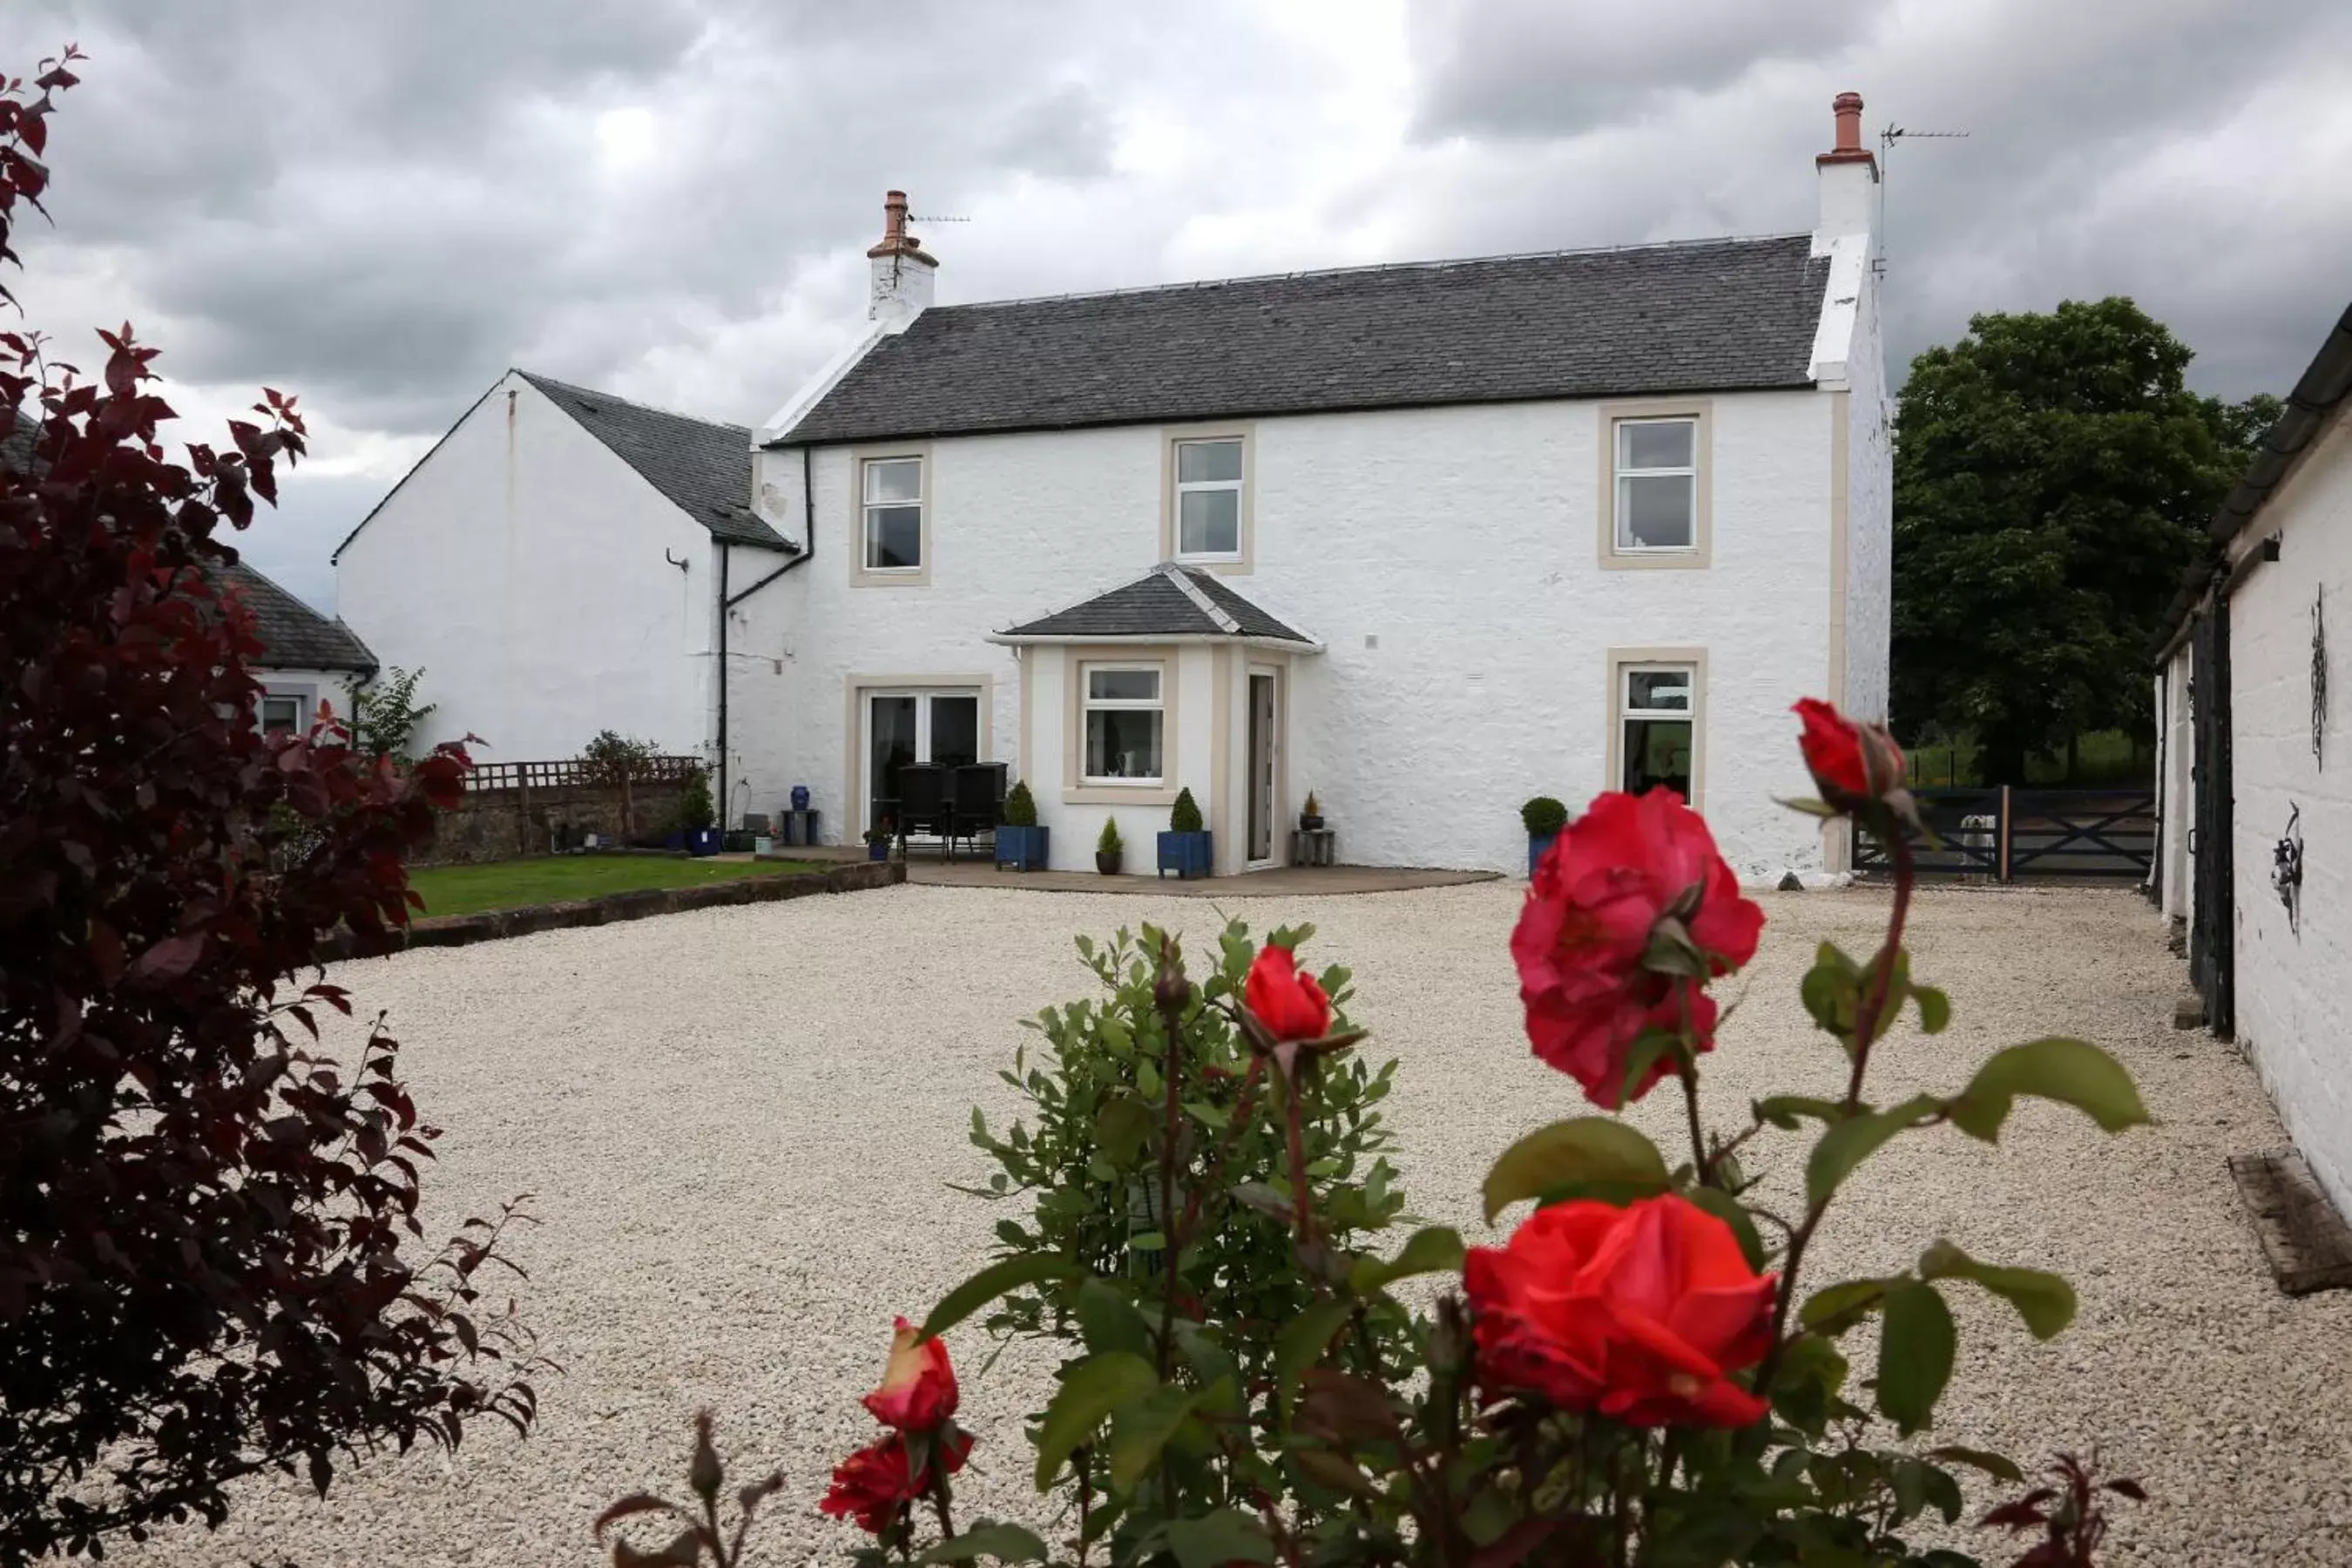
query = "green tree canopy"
xmin=1890 ymin=297 xmax=2279 ymax=782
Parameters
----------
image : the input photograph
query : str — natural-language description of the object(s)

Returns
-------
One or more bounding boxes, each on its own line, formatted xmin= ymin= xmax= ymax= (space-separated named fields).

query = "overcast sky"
xmin=12 ymin=0 xmax=2351 ymax=608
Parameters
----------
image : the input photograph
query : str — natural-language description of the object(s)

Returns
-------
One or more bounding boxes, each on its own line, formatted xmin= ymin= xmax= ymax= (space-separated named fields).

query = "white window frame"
xmin=1078 ymin=662 xmax=1166 ymax=787
xmin=1612 ymin=417 xmax=1699 ymax=554
xmin=258 ymin=693 xmax=306 ymax=737
xmin=1613 ymin=658 xmax=1700 ymax=800
xmin=1170 ymin=435 xmax=1247 ymax=564
xmin=860 ymin=454 xmax=925 ymax=575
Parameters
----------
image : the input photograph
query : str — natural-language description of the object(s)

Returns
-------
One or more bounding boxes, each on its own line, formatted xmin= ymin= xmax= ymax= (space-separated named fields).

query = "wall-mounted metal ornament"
xmin=2274 ymin=803 xmax=2304 ymax=936
xmin=2314 ymin=585 xmax=2328 ymax=770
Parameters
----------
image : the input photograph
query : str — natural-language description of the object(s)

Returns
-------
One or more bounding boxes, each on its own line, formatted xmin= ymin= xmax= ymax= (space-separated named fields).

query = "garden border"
xmin=316 ymin=860 xmax=904 ymax=961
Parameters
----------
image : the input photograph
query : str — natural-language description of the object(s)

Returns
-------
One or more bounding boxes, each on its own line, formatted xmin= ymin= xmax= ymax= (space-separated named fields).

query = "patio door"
xmin=1247 ymin=670 xmax=1278 ymax=864
xmin=863 ymin=689 xmax=980 ymax=831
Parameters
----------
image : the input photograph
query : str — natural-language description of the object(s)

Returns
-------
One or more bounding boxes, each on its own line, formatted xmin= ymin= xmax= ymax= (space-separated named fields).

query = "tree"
xmin=1890 ymin=297 xmax=2277 ymax=783
xmin=350 ymin=664 xmax=436 ymax=764
xmin=0 ymin=51 xmax=534 ymax=1555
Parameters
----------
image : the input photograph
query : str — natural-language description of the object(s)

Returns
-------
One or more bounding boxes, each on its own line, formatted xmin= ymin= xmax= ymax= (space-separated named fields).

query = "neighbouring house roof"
xmin=213 ymin=558 xmax=378 ymax=673
xmin=774 ymin=234 xmax=1832 ymax=446
xmin=2151 ymin=302 xmax=2352 ymax=664
xmin=513 ymin=371 xmax=787 ymax=549
xmin=3 ymin=407 xmax=37 ymax=472
xmin=996 ymin=562 xmax=1315 ymax=645
xmin=333 ymin=370 xmax=789 ymax=560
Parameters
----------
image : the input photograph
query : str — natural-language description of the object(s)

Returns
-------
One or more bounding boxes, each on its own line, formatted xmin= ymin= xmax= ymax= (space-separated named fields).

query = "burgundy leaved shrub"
xmin=0 ymin=47 xmax=536 ymax=1557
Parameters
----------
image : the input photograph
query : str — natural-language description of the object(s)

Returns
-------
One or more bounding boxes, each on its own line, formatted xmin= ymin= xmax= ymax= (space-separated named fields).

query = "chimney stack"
xmin=1814 ymin=91 xmax=1876 ymax=243
xmin=867 ymin=189 xmax=938 ymax=332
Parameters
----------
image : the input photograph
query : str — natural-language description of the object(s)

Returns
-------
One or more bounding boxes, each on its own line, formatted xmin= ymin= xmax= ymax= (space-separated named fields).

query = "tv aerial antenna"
xmin=1875 ymin=123 xmax=1970 ymax=278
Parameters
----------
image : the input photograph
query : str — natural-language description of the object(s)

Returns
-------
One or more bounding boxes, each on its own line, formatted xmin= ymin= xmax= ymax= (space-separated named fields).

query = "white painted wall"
xmin=2155 ymin=648 xmax=2193 ymax=923
xmin=2222 ymin=405 xmax=2352 ymax=1216
xmin=335 ymin=373 xmax=727 ymax=769
xmin=1842 ymin=258 xmax=1893 ymax=726
xmin=749 ymin=382 xmax=1860 ymax=881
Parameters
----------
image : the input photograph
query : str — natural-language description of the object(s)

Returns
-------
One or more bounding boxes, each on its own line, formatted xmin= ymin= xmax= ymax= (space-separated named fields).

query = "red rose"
xmin=818 ymin=1429 xmax=973 ymax=1536
xmin=1793 ymin=698 xmax=1906 ymax=811
xmin=1245 ymin=943 xmax=1332 ymax=1042
xmin=1511 ymin=790 xmax=1763 ymax=1106
xmin=1463 ymin=1193 xmax=1776 ymax=1429
xmin=862 ymin=1317 xmax=957 ymax=1432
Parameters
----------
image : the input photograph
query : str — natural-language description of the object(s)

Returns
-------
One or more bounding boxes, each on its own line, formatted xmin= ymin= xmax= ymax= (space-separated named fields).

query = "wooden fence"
xmin=463 ymin=754 xmax=703 ymax=793
xmin=1855 ymin=787 xmax=2156 ymax=882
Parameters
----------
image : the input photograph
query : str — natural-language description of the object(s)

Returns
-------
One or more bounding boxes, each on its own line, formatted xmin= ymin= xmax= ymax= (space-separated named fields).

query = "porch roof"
xmin=990 ymin=563 xmax=1319 ymax=648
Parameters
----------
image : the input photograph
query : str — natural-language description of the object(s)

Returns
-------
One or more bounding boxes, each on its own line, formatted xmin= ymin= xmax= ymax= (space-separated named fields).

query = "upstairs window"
xmin=862 ymin=456 xmax=924 ymax=571
xmin=259 ymin=693 xmax=304 ymax=737
xmin=1612 ymin=417 xmax=1698 ymax=552
xmin=1173 ymin=438 xmax=1244 ymax=561
xmin=1081 ymin=664 xmax=1165 ymax=784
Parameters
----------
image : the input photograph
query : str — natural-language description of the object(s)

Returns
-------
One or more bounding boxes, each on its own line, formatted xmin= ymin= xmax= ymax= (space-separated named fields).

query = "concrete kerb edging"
xmin=316 ymin=862 xmax=905 ymax=962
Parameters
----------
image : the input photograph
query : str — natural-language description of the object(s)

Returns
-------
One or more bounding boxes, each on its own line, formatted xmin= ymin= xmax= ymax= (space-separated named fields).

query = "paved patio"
xmin=121 ymin=882 xmax=2352 ymax=1566
xmin=742 ymin=845 xmax=1501 ymax=895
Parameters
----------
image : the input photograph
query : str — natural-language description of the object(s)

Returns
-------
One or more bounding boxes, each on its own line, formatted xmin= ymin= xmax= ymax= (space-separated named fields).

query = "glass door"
xmin=1247 ymin=670 xmax=1277 ymax=864
xmin=863 ymin=689 xmax=982 ymax=831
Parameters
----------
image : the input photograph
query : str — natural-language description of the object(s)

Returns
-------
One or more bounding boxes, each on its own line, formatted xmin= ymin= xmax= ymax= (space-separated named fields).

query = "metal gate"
xmin=1854 ymin=787 xmax=2156 ymax=881
xmin=2190 ymin=599 xmax=2234 ymax=1037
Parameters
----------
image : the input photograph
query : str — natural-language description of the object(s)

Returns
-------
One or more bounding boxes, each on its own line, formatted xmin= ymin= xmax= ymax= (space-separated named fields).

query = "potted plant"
xmin=1157 ymin=787 xmax=1213 ymax=879
xmin=1522 ymin=794 xmax=1569 ymax=876
xmin=1096 ymin=816 xmax=1125 ymax=875
xmin=1299 ymin=790 xmax=1324 ymax=832
xmin=864 ymin=820 xmax=894 ymax=862
xmin=679 ymin=768 xmax=721 ymax=856
xmin=996 ymin=780 xmax=1049 ymax=871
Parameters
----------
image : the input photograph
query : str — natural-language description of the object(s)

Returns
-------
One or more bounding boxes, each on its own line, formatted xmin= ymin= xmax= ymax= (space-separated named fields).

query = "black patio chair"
xmin=949 ymin=762 xmax=1007 ymax=861
xmin=896 ymin=765 xmax=952 ymax=857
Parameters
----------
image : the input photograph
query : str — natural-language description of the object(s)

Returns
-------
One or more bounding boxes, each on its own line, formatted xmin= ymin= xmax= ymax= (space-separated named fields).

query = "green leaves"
xmin=1918 ymin=1240 xmax=2077 ymax=1339
xmin=1801 ymin=942 xmax=1950 ymax=1050
xmin=1798 ymin=1277 xmax=1889 ymax=1336
xmin=1034 ymin=1352 xmax=1158 ymax=1490
xmin=922 ymin=1255 xmax=1082 ymax=1342
xmin=1091 ymin=1095 xmax=1156 ymax=1169
xmin=1107 ymin=1381 xmax=1211 ymax=1492
xmin=1481 ymin=1119 xmax=1668 ymax=1223
xmin=1949 ymin=1037 xmax=2150 ymax=1143
xmin=916 ymin=1524 xmax=1051 ymax=1564
xmin=1347 ymin=1226 xmax=1464 ymax=1294
xmin=1164 ymin=1509 xmax=1276 ymax=1568
xmin=1804 ymin=1094 xmax=1940 ymax=1208
xmin=1876 ymin=1281 xmax=1956 ymax=1435
xmin=1272 ymin=1300 xmax=1355 ymax=1417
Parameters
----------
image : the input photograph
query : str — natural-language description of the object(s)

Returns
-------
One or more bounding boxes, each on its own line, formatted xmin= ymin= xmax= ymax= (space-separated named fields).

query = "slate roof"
xmin=999 ymin=563 xmax=1314 ymax=644
xmin=779 ymin=234 xmax=1830 ymax=446
xmin=515 ymin=372 xmax=787 ymax=549
xmin=3 ymin=408 xmax=37 ymax=472
xmin=213 ymin=559 xmax=378 ymax=672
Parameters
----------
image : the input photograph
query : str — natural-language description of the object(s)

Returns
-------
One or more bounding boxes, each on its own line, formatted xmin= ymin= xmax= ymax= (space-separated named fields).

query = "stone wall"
xmin=421 ymin=778 xmax=693 ymax=867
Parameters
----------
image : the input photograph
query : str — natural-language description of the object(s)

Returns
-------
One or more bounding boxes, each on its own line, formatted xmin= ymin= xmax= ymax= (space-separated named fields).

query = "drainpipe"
xmin=714 ymin=446 xmax=818 ymax=828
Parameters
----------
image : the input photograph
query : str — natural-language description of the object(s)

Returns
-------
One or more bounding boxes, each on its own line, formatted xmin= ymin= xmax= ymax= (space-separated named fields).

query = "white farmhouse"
xmin=2152 ymin=302 xmax=2352 ymax=1221
xmin=333 ymin=370 xmax=801 ymax=812
xmin=336 ymin=91 xmax=1890 ymax=881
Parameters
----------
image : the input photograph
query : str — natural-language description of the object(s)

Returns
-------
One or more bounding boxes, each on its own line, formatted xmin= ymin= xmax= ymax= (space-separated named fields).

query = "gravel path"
xmin=124 ymin=882 xmax=2351 ymax=1566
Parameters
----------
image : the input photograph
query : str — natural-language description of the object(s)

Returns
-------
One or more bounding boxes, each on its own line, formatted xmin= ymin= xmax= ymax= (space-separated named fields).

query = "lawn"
xmin=405 ymin=855 xmax=826 ymax=917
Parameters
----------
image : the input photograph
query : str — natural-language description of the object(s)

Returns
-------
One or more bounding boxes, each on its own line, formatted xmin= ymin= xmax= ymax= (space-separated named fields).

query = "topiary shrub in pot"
xmin=1096 ymin=816 xmax=1125 ymax=875
xmin=1522 ymin=794 xmax=1568 ymax=876
xmin=996 ymin=780 xmax=1049 ymax=871
xmin=1299 ymin=789 xmax=1324 ymax=832
xmin=678 ymin=767 xmax=721 ymax=856
xmin=1158 ymin=786 xmax=1213 ymax=879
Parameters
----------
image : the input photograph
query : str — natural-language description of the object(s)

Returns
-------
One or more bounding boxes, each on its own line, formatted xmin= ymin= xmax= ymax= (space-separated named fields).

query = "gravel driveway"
xmin=125 ymin=882 xmax=2351 ymax=1566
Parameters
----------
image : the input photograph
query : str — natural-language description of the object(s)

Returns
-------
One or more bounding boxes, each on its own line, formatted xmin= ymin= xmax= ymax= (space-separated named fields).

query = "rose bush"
xmin=609 ymin=700 xmax=2148 ymax=1567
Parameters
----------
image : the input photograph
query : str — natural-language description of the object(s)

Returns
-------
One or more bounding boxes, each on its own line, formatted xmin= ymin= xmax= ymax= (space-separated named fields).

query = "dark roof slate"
xmin=213 ymin=559 xmax=377 ymax=673
xmin=1001 ymin=564 xmax=1312 ymax=643
xmin=3 ymin=408 xmax=37 ymax=473
xmin=781 ymin=234 xmax=1829 ymax=445
xmin=516 ymin=371 xmax=787 ymax=549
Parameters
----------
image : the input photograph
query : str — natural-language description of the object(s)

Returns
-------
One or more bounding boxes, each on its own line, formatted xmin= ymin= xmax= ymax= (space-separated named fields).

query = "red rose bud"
xmin=1464 ymin=1193 xmax=1776 ymax=1429
xmin=1793 ymin=698 xmax=1907 ymax=811
xmin=1245 ymin=943 xmax=1333 ymax=1042
xmin=1510 ymin=789 xmax=1763 ymax=1108
xmin=861 ymin=1317 xmax=958 ymax=1433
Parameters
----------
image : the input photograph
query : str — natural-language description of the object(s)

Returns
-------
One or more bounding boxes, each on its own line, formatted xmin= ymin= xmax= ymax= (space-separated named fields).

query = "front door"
xmin=1247 ymin=671 xmax=1277 ymax=863
xmin=863 ymin=689 xmax=981 ymax=832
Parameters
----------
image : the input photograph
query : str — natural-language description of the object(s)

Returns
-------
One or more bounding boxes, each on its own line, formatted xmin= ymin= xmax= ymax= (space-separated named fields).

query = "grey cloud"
xmin=1409 ymin=0 xmax=1865 ymax=142
xmin=992 ymin=83 xmax=1118 ymax=181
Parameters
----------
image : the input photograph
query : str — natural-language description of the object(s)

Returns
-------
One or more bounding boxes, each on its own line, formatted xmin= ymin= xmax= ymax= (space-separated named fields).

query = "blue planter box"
xmin=1528 ymin=833 xmax=1558 ymax=877
xmin=867 ymin=840 xmax=890 ymax=862
xmin=996 ymin=824 xmax=1050 ymax=871
xmin=686 ymin=828 xmax=722 ymax=856
xmin=1158 ymin=830 xmax=1213 ymax=879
